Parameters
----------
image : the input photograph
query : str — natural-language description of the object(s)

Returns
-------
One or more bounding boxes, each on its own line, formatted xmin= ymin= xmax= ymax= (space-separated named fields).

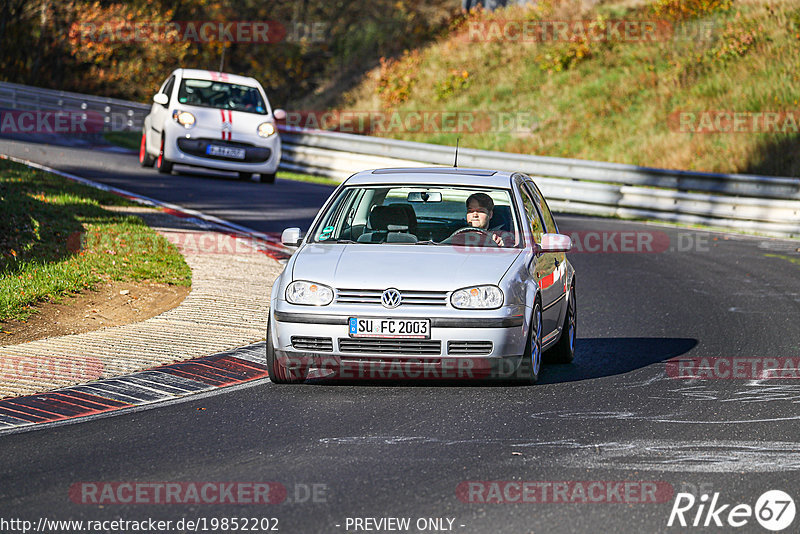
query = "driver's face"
xmin=467 ymin=199 xmax=492 ymax=229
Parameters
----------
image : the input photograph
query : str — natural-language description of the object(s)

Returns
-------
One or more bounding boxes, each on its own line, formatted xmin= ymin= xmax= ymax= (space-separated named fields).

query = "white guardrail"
xmin=2 ymin=81 xmax=799 ymax=237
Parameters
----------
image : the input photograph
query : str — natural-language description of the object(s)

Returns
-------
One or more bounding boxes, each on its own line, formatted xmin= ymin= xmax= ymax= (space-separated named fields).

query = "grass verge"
xmin=102 ymin=131 xmax=140 ymax=151
xmin=277 ymin=170 xmax=341 ymax=186
xmin=0 ymin=159 xmax=191 ymax=322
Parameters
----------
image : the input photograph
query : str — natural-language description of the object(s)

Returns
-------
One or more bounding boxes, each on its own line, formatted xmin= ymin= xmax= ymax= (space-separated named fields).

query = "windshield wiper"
xmin=414 ymin=240 xmax=440 ymax=245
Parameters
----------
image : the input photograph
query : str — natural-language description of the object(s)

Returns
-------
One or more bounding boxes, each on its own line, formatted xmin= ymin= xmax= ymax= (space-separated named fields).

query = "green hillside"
xmin=308 ymin=0 xmax=800 ymax=176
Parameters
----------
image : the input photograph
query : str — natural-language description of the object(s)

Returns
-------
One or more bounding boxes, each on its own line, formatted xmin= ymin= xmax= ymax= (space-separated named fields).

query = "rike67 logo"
xmin=668 ymin=490 xmax=796 ymax=531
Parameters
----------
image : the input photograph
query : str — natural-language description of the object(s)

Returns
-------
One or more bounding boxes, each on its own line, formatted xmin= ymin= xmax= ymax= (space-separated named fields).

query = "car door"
xmin=519 ymin=183 xmax=562 ymax=337
xmin=148 ymin=74 xmax=175 ymax=148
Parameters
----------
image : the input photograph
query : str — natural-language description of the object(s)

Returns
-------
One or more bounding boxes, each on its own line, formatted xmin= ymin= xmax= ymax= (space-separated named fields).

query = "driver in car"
xmin=464 ymin=192 xmax=506 ymax=246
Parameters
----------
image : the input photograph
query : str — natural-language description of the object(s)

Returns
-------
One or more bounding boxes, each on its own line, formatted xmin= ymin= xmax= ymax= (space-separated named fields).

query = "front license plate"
xmin=206 ymin=144 xmax=246 ymax=159
xmin=349 ymin=317 xmax=430 ymax=339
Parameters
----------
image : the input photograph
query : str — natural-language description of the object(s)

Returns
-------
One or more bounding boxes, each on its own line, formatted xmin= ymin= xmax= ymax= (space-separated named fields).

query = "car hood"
xmin=291 ymin=244 xmax=522 ymax=291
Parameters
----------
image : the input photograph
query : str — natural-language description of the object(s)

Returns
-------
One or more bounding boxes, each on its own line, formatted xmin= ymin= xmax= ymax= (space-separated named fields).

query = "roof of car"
xmin=175 ymin=69 xmax=260 ymax=87
xmin=344 ymin=167 xmax=518 ymax=188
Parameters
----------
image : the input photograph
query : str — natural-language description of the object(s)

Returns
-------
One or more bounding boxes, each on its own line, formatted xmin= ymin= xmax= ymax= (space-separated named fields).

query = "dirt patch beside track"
xmin=0 ymin=281 xmax=189 ymax=346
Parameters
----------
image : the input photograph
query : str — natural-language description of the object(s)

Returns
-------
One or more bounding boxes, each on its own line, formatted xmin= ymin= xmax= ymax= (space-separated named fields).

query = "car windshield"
xmin=177 ymin=79 xmax=267 ymax=114
xmin=310 ymin=185 xmax=521 ymax=247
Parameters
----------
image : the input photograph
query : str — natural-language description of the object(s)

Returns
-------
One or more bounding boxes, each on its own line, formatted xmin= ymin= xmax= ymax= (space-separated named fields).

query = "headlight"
xmin=450 ymin=285 xmax=503 ymax=309
xmin=172 ymin=110 xmax=195 ymax=128
xmin=286 ymin=281 xmax=334 ymax=306
xmin=257 ymin=122 xmax=276 ymax=137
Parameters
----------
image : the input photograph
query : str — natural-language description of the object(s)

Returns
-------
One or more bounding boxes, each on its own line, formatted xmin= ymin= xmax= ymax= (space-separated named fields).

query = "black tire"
xmin=266 ymin=315 xmax=306 ymax=384
xmin=545 ymin=282 xmax=576 ymax=364
xmin=261 ymin=172 xmax=276 ymax=184
xmin=238 ymin=172 xmax=253 ymax=181
xmin=156 ymin=136 xmax=173 ymax=174
xmin=139 ymin=131 xmax=155 ymax=167
xmin=517 ymin=299 xmax=542 ymax=384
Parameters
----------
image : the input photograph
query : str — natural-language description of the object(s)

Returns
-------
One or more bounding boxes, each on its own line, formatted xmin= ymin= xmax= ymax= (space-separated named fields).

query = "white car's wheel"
xmin=139 ymin=131 xmax=155 ymax=167
xmin=156 ymin=135 xmax=173 ymax=174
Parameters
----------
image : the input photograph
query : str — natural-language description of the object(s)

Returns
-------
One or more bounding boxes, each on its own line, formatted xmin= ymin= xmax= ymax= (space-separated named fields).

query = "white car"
xmin=139 ymin=68 xmax=284 ymax=182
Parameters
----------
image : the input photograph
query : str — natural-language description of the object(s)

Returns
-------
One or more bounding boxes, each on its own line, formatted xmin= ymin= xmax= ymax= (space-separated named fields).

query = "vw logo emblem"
xmin=381 ymin=288 xmax=402 ymax=309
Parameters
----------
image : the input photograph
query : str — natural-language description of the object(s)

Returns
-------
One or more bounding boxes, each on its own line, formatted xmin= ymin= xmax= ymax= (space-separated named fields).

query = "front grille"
xmin=336 ymin=289 xmax=448 ymax=306
xmin=176 ymin=138 xmax=271 ymax=163
xmin=339 ymin=356 xmax=444 ymax=364
xmin=338 ymin=338 xmax=442 ymax=355
xmin=291 ymin=336 xmax=333 ymax=352
xmin=448 ymin=341 xmax=493 ymax=355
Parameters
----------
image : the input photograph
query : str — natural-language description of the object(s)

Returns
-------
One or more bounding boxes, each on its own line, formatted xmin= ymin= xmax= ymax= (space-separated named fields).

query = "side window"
xmin=161 ymin=76 xmax=176 ymax=102
xmin=525 ymin=181 xmax=557 ymax=233
xmin=519 ymin=187 xmax=544 ymax=244
xmin=315 ymin=188 xmax=356 ymax=241
xmin=340 ymin=189 xmax=367 ymax=239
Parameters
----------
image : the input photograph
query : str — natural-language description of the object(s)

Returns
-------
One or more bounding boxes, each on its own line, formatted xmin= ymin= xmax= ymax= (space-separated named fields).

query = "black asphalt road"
xmin=0 ymin=135 xmax=335 ymax=232
xmin=2 ymin=136 xmax=800 ymax=534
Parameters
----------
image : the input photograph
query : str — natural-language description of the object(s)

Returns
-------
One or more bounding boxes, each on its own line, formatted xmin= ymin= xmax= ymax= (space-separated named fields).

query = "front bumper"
xmin=270 ymin=306 xmax=530 ymax=380
xmin=176 ymin=138 xmax=272 ymax=163
xmin=163 ymin=123 xmax=280 ymax=173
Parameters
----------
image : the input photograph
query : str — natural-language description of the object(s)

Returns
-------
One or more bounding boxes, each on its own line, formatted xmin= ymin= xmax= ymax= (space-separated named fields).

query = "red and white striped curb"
xmin=0 ymin=344 xmax=269 ymax=433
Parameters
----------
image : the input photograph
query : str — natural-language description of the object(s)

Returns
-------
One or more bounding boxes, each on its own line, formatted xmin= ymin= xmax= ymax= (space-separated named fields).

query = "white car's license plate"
xmin=349 ymin=317 xmax=430 ymax=339
xmin=206 ymin=145 xmax=246 ymax=159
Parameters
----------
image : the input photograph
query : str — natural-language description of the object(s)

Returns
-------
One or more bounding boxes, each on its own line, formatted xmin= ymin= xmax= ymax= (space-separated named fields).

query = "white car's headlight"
xmin=257 ymin=122 xmax=276 ymax=137
xmin=450 ymin=285 xmax=503 ymax=309
xmin=286 ymin=281 xmax=334 ymax=306
xmin=172 ymin=110 xmax=196 ymax=128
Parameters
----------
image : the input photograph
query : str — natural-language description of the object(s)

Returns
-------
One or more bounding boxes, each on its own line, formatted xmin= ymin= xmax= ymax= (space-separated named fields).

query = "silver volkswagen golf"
xmin=268 ymin=167 xmax=576 ymax=384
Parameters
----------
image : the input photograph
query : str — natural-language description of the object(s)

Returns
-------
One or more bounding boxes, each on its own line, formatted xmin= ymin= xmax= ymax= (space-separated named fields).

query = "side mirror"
xmin=273 ymin=108 xmax=287 ymax=121
xmin=538 ymin=233 xmax=572 ymax=253
xmin=153 ymin=93 xmax=169 ymax=106
xmin=281 ymin=227 xmax=302 ymax=247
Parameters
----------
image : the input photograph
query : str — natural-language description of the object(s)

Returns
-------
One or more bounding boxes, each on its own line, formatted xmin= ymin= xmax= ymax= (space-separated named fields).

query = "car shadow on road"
xmin=538 ymin=336 xmax=698 ymax=385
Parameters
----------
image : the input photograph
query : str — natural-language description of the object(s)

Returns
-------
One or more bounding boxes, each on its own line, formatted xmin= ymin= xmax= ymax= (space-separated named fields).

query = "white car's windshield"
xmin=177 ymin=79 xmax=267 ymax=114
xmin=311 ymin=185 xmax=521 ymax=247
